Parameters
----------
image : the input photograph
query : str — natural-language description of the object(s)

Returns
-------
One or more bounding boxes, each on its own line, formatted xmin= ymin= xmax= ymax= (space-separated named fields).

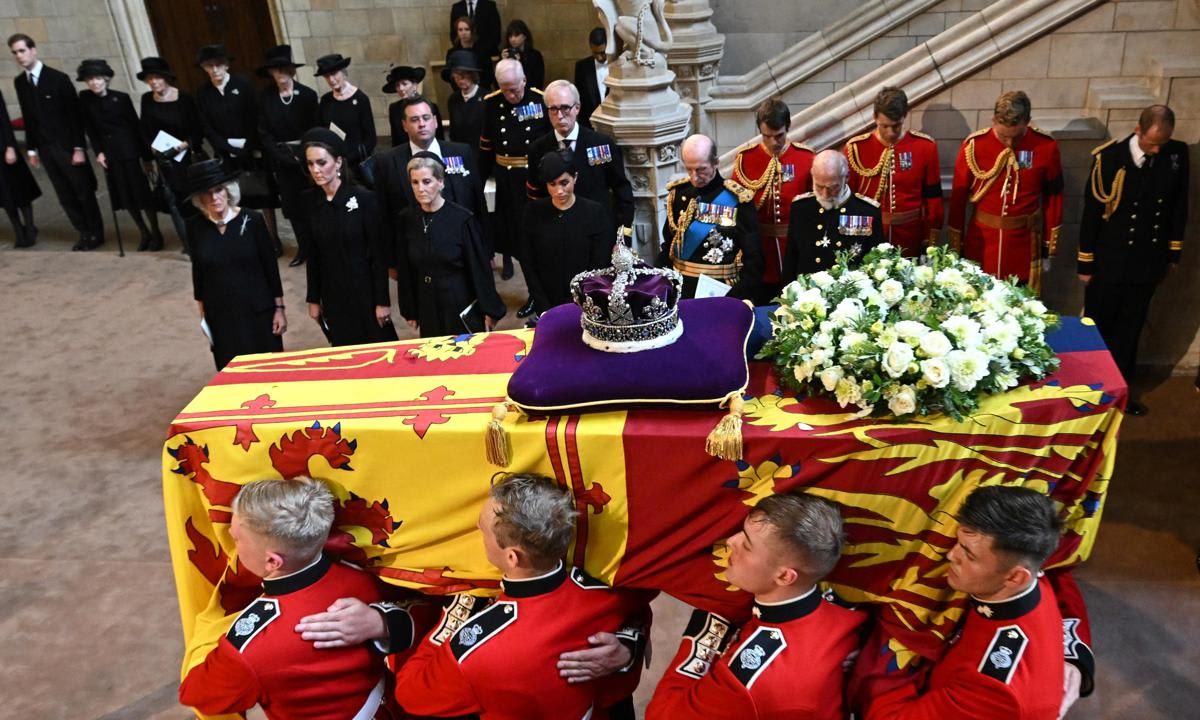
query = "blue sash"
xmin=679 ymin=188 xmax=738 ymax=260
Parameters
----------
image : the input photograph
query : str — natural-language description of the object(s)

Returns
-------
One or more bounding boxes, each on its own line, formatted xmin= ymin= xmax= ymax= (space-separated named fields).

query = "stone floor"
xmin=0 ymin=189 xmax=1197 ymax=718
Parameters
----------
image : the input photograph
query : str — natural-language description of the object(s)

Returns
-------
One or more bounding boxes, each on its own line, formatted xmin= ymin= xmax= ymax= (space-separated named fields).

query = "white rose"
xmin=920 ymin=358 xmax=950 ymax=388
xmin=793 ymin=287 xmax=828 ymax=316
xmin=879 ymin=278 xmax=905 ymax=306
xmin=913 ymin=265 xmax=934 ymax=286
xmin=840 ymin=331 xmax=869 ymax=351
xmin=918 ymin=330 xmax=953 ymax=358
xmin=830 ymin=298 xmax=865 ymax=326
xmin=1023 ymin=299 xmax=1048 ymax=317
xmin=876 ymin=242 xmax=895 ymax=253
xmin=894 ymin=320 xmax=931 ymax=341
xmin=947 ymin=348 xmax=989 ymax=391
xmin=942 ymin=315 xmax=982 ymax=348
xmin=873 ymin=267 xmax=890 ymax=282
xmin=887 ymin=384 xmax=917 ymax=416
xmin=935 ymin=267 xmax=967 ymax=292
xmin=811 ymin=271 xmax=836 ymax=289
xmin=883 ymin=341 xmax=915 ymax=379
xmin=819 ymin=366 xmax=844 ymax=392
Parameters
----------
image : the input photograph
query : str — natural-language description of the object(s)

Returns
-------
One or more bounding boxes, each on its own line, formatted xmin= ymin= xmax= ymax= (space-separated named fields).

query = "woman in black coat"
xmin=302 ymin=127 xmax=397 ymax=346
xmin=521 ymin=151 xmax=612 ymax=317
xmin=500 ymin=20 xmax=545 ymax=90
xmin=77 ymin=59 xmax=164 ymax=251
xmin=383 ymin=66 xmax=443 ymax=147
xmin=138 ymin=56 xmax=204 ymax=250
xmin=446 ymin=15 xmax=495 ymax=91
xmin=0 ymin=88 xmax=41 ymax=247
xmin=444 ymin=50 xmax=485 ymax=154
xmin=396 ymin=153 xmax=505 ymax=337
xmin=185 ymin=159 xmax=285 ymax=370
xmin=314 ymin=54 xmax=376 ymax=186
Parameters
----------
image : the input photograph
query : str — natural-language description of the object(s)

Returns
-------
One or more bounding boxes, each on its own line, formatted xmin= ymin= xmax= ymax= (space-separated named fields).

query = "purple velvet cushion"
xmin=508 ymin=297 xmax=755 ymax=413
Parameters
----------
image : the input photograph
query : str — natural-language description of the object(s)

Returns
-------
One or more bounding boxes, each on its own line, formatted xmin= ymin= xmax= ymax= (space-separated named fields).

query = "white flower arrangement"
xmin=760 ymin=244 xmax=1061 ymax=420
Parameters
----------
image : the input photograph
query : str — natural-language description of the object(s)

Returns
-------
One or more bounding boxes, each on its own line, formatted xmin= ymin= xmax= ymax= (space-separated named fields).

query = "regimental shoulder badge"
xmin=846 ymin=131 xmax=872 ymax=146
xmin=1028 ymin=125 xmax=1055 ymax=139
xmin=431 ymin=594 xmax=494 ymax=647
xmin=909 ymin=129 xmax=936 ymax=143
xmin=226 ymin=597 xmax=280 ymax=652
xmin=1062 ymin=618 xmax=1083 ymax=660
xmin=791 ymin=140 xmax=814 ymax=152
xmin=666 ymin=175 xmax=690 ymax=191
xmin=728 ymin=627 xmax=787 ymax=689
xmin=854 ymin=193 xmax=881 ymax=208
xmin=792 ymin=191 xmax=815 ymax=203
xmin=450 ymin=601 xmax=517 ymax=662
xmin=724 ymin=178 xmax=755 ymax=205
xmin=966 ymin=127 xmax=990 ymax=140
xmin=978 ymin=625 xmax=1028 ymax=684
xmin=570 ymin=567 xmax=610 ymax=590
xmin=675 ymin=609 xmax=735 ymax=680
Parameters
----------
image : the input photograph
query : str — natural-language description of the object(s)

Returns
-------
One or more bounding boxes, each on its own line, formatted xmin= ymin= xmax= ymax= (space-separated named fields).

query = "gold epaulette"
xmin=1028 ymin=125 xmax=1055 ymax=139
xmin=965 ymin=127 xmax=990 ymax=141
xmin=854 ymin=193 xmax=881 ymax=208
xmin=484 ymin=89 xmax=502 ymax=99
xmin=734 ymin=142 xmax=755 ymax=157
xmin=724 ymin=178 xmax=754 ymax=204
xmin=792 ymin=191 xmax=815 ymax=202
xmin=909 ymin=130 xmax=936 ymax=142
xmin=666 ymin=176 xmax=689 ymax=190
xmin=791 ymin=140 xmax=814 ymax=152
xmin=1090 ymin=138 xmax=1119 ymax=156
xmin=531 ymin=87 xmax=544 ymax=95
xmin=846 ymin=131 xmax=872 ymax=146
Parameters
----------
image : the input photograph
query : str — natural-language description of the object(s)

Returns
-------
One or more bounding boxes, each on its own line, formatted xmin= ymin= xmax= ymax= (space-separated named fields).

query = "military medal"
xmin=898 ymin=151 xmax=912 ymax=171
xmin=781 ymin=164 xmax=795 ymax=183
xmin=445 ymin=155 xmax=468 ymax=176
xmin=838 ymin=215 xmax=873 ymax=236
xmin=1017 ymin=150 xmax=1034 ymax=169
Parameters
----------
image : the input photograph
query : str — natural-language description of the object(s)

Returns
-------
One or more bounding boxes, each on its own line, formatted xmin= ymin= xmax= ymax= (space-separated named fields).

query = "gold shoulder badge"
xmin=792 ymin=191 xmax=815 ymax=202
xmin=724 ymin=178 xmax=754 ymax=204
xmin=666 ymin=176 xmax=690 ymax=190
xmin=483 ymin=88 xmax=502 ymax=100
xmin=846 ymin=131 xmax=872 ymax=145
xmin=855 ymin=193 xmax=881 ymax=208
xmin=966 ymin=127 xmax=990 ymax=140
xmin=530 ymin=87 xmax=544 ymax=96
xmin=1028 ymin=125 xmax=1055 ymax=139
xmin=1090 ymin=138 xmax=1118 ymax=156
xmin=791 ymin=140 xmax=814 ymax=152
xmin=909 ymin=129 xmax=935 ymax=142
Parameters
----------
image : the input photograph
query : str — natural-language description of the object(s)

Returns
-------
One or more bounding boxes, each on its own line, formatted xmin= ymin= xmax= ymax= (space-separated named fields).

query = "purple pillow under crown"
xmin=570 ymin=244 xmax=684 ymax=353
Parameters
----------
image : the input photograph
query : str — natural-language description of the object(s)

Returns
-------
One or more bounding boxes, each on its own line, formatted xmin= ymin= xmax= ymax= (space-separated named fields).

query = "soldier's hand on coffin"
xmin=295 ymin=597 xmax=386 ymax=649
xmin=557 ymin=632 xmax=631 ymax=683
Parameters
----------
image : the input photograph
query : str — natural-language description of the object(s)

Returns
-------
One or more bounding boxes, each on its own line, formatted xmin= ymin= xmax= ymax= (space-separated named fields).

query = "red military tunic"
xmin=864 ymin=576 xmax=1064 ymax=720
xmin=948 ymin=126 xmax=1064 ymax=291
xmin=395 ymin=562 xmax=648 ymax=719
xmin=178 ymin=555 xmax=387 ymax=720
xmin=732 ymin=141 xmax=814 ymax=289
xmin=647 ymin=587 xmax=867 ymax=720
xmin=845 ymin=129 xmax=944 ymax=255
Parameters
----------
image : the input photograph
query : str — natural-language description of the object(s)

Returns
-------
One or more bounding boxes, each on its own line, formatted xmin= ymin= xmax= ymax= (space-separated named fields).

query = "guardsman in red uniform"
xmin=732 ymin=98 xmax=814 ymax=300
xmin=948 ymin=91 xmax=1064 ymax=292
xmin=845 ymin=87 xmax=943 ymax=256
xmin=395 ymin=474 xmax=650 ymax=719
xmin=648 ymin=492 xmax=867 ymax=720
xmin=178 ymin=478 xmax=392 ymax=720
xmin=857 ymin=486 xmax=1073 ymax=720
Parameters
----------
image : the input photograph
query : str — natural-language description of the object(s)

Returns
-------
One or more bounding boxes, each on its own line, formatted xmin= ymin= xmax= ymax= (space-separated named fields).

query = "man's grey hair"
xmin=232 ymin=477 xmax=335 ymax=561
xmin=749 ymin=492 xmax=844 ymax=579
xmin=490 ymin=474 xmax=576 ymax=567
xmin=495 ymin=58 xmax=525 ymax=83
xmin=545 ymin=79 xmax=581 ymax=106
xmin=407 ymin=155 xmax=445 ymax=182
xmin=813 ymin=149 xmax=849 ymax=181
xmin=190 ymin=180 xmax=241 ymax=213
xmin=682 ymin=134 xmax=719 ymax=166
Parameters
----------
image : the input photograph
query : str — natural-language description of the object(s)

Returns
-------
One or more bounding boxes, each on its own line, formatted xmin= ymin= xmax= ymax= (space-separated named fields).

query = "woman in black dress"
xmin=383 ymin=66 xmax=442 ymax=147
xmin=521 ymin=150 xmax=612 ymax=318
xmin=443 ymin=50 xmax=485 ymax=154
xmin=185 ymin=159 xmax=285 ymax=370
xmin=77 ymin=59 xmax=164 ymax=251
xmin=0 ymin=88 xmax=41 ymax=247
xmin=256 ymin=45 xmax=319 ymax=267
xmin=500 ymin=20 xmax=545 ymax=90
xmin=138 ymin=56 xmax=203 ymax=250
xmin=302 ymin=127 xmax=397 ymax=346
xmin=445 ymin=15 xmax=495 ymax=91
xmin=314 ymin=54 xmax=376 ymax=187
xmin=396 ymin=153 xmax=505 ymax=337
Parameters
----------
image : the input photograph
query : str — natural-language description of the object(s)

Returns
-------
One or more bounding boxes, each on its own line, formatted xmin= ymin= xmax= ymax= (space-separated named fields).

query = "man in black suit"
xmin=9 ymin=33 xmax=104 ymax=250
xmin=573 ymin=27 xmax=609 ymax=128
xmin=374 ymin=96 xmax=486 ymax=236
xmin=526 ymin=79 xmax=633 ymax=249
xmin=1078 ymin=104 xmax=1189 ymax=416
xmin=450 ymin=0 xmax=501 ymax=60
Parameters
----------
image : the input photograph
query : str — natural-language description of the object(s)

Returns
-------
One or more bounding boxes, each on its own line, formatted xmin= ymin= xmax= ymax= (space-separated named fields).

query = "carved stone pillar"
xmin=664 ymin=0 xmax=724 ymax=138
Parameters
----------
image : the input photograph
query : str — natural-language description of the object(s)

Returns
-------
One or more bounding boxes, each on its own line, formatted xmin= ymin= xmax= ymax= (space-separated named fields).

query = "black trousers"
xmin=1084 ymin=280 xmax=1157 ymax=386
xmin=40 ymin=143 xmax=103 ymax=237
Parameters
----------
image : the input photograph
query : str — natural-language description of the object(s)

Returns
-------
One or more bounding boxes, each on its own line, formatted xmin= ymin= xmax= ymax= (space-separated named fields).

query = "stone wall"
xmin=710 ymin=0 xmax=869 ymax=75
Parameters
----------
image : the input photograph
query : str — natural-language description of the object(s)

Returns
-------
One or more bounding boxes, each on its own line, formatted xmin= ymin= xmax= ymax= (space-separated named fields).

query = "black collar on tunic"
xmin=970 ymin=577 xmax=1041 ymax=621
xmin=263 ymin=553 xmax=332 ymax=596
xmin=752 ymin=585 xmax=822 ymax=623
xmin=501 ymin=561 xmax=567 ymax=598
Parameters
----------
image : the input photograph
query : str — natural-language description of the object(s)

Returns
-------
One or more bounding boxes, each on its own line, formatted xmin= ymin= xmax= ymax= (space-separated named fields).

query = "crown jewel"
xmin=570 ymin=243 xmax=684 ymax=353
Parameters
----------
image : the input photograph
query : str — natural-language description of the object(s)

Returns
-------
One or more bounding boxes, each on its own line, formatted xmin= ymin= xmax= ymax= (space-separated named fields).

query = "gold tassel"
xmin=485 ymin=402 xmax=511 ymax=467
xmin=705 ymin=393 xmax=745 ymax=461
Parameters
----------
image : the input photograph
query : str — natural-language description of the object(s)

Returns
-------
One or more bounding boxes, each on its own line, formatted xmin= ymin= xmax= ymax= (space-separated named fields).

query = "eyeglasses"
xmin=547 ymin=104 xmax=578 ymax=115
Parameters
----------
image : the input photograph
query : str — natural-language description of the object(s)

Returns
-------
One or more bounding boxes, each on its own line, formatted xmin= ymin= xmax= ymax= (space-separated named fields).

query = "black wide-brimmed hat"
xmin=382 ymin=65 xmax=426 ymax=93
xmin=196 ymin=44 xmax=233 ymax=67
xmin=256 ymin=44 xmax=304 ymax=77
xmin=539 ymin=149 xmax=577 ymax=183
xmin=441 ymin=50 xmax=482 ymax=82
xmin=136 ymin=56 xmax=176 ymax=82
xmin=185 ymin=159 xmax=239 ymax=201
xmin=314 ymin=54 xmax=352 ymax=77
xmin=75 ymin=58 xmax=115 ymax=81
xmin=302 ymin=127 xmax=347 ymax=158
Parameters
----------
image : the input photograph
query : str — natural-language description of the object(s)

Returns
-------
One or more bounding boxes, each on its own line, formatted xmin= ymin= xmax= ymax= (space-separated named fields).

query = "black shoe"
xmin=517 ymin=298 xmax=536 ymax=318
xmin=14 ymin=226 xmax=34 ymax=248
xmin=72 ymin=235 xmax=88 ymax=251
xmin=1127 ymin=400 xmax=1148 ymax=416
xmin=137 ymin=233 xmax=152 ymax=252
xmin=148 ymin=231 xmax=164 ymax=251
xmin=83 ymin=235 xmax=104 ymax=250
xmin=289 ymin=254 xmax=306 ymax=267
xmin=500 ymin=256 xmax=514 ymax=281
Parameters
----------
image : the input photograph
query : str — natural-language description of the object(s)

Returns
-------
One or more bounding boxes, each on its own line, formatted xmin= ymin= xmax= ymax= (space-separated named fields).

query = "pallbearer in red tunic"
xmin=948 ymin=91 xmax=1064 ymax=292
xmin=732 ymin=98 xmax=814 ymax=300
xmin=845 ymin=87 xmax=943 ymax=256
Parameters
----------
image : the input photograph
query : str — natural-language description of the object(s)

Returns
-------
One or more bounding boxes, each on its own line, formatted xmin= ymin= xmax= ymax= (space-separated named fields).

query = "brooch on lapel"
xmin=231 ymin=88 xmax=239 ymax=95
xmin=345 ymin=196 xmax=359 ymax=212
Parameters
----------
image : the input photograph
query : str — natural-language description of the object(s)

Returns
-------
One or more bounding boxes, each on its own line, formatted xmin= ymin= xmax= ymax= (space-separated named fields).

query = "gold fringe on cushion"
xmin=705 ymin=393 xmax=746 ymax=461
xmin=485 ymin=402 xmax=511 ymax=467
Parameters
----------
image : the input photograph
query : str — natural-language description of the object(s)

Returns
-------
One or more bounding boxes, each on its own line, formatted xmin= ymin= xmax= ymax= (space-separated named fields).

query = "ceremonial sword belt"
xmin=496 ymin=154 xmax=529 ymax=169
xmin=973 ymin=210 xmax=1038 ymax=231
xmin=882 ymin=209 xmax=921 ymax=226
xmin=672 ymin=258 xmax=741 ymax=283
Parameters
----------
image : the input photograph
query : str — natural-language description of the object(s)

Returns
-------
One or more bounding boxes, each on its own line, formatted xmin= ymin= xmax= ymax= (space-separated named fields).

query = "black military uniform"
xmin=1079 ymin=134 xmax=1189 ymax=392
xmin=658 ymin=173 xmax=764 ymax=301
xmin=782 ymin=191 xmax=884 ymax=280
xmin=526 ymin=124 xmax=634 ymax=242
xmin=479 ymin=86 xmax=550 ymax=260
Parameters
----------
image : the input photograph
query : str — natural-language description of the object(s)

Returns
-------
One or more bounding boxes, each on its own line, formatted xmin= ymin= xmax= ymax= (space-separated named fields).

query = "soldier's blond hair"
xmin=993 ymin=91 xmax=1032 ymax=126
xmin=232 ymin=477 xmax=335 ymax=561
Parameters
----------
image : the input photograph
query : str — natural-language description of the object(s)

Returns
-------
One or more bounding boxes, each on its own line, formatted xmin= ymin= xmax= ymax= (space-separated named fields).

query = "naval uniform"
xmin=178 ymin=554 xmax=388 ymax=720
xmin=647 ymin=588 xmax=867 ymax=720
xmin=658 ymin=172 xmax=764 ymax=301
xmin=479 ymin=86 xmax=551 ymax=258
xmin=782 ymin=190 xmax=884 ymax=278
xmin=845 ymin=129 xmax=943 ymax=255
xmin=395 ymin=562 xmax=648 ymax=719
xmin=948 ymin=126 xmax=1064 ymax=291
xmin=525 ymin=123 xmax=635 ymax=243
xmin=1078 ymin=134 xmax=1189 ymax=386
xmin=732 ymin=140 xmax=814 ymax=299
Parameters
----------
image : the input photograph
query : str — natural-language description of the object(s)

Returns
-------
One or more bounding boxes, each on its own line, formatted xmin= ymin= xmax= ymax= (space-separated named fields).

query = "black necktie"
xmin=468 ymin=1 xmax=475 ymax=17
xmin=560 ymin=139 xmax=573 ymax=152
